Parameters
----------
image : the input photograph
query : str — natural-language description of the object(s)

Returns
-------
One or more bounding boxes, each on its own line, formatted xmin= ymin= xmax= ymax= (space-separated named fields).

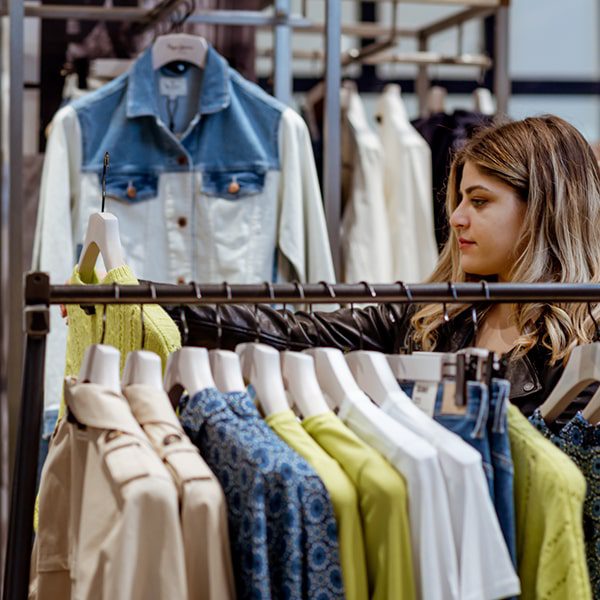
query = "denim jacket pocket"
xmin=101 ymin=172 xmax=159 ymax=204
xmin=201 ymin=169 xmax=266 ymax=201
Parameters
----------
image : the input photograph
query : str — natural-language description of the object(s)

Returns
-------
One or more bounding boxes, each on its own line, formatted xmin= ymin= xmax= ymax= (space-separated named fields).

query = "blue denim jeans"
xmin=399 ymin=379 xmax=516 ymax=566
xmin=487 ymin=378 xmax=517 ymax=566
xmin=37 ymin=406 xmax=59 ymax=492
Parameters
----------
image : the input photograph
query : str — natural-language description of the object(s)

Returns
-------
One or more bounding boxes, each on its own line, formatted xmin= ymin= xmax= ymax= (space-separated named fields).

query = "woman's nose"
xmin=450 ymin=204 xmax=469 ymax=229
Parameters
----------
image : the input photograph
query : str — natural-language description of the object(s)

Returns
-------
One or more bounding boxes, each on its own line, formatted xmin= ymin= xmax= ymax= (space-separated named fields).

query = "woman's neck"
xmin=475 ymin=303 xmax=520 ymax=355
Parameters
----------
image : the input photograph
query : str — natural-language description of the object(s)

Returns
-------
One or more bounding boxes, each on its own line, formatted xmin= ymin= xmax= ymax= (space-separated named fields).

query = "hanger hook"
xmin=396 ymin=281 xmax=413 ymax=303
xmin=442 ymin=282 xmax=458 ymax=324
xmin=101 ymin=282 xmax=119 ymax=345
xmin=215 ymin=282 xmax=230 ymax=349
xmin=101 ymin=152 xmax=109 ymax=212
xmin=481 ymin=279 xmax=491 ymax=301
xmin=588 ymin=302 xmax=600 ymax=342
xmin=360 ymin=280 xmax=377 ymax=301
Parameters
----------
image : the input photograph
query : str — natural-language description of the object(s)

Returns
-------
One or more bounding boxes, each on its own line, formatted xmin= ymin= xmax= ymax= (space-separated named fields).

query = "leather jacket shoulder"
xmin=165 ymin=301 xmax=586 ymax=420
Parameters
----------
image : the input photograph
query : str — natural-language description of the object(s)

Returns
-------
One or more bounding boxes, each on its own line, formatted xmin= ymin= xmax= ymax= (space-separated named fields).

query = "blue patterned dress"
xmin=529 ymin=409 xmax=600 ymax=599
xmin=180 ymin=387 xmax=344 ymax=600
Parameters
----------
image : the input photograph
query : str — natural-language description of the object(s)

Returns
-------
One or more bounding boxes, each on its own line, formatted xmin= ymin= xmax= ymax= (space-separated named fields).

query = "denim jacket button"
xmin=126 ymin=185 xmax=137 ymax=198
xmin=177 ymin=216 xmax=188 ymax=228
xmin=523 ymin=382 xmax=535 ymax=392
xmin=177 ymin=155 xmax=188 ymax=166
xmin=228 ymin=181 xmax=240 ymax=194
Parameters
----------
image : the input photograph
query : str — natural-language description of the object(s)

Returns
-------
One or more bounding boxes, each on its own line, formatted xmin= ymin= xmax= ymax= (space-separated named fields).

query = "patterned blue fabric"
xmin=529 ymin=409 xmax=600 ymax=599
xmin=180 ymin=387 xmax=344 ymax=600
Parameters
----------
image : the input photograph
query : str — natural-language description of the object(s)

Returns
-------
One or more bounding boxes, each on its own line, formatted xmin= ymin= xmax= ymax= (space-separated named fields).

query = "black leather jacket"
xmin=165 ymin=301 xmax=588 ymax=421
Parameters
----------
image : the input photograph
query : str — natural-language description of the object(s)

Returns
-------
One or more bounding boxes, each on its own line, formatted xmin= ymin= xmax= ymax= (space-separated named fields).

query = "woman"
xmin=175 ymin=114 xmax=600 ymax=418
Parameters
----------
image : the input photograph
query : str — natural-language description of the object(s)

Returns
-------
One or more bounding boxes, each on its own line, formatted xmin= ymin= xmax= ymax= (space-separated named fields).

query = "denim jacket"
xmin=33 ymin=44 xmax=334 ymax=410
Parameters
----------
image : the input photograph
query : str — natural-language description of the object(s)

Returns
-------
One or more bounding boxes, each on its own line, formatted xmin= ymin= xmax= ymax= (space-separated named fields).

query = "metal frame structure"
xmin=4 ymin=272 xmax=600 ymax=599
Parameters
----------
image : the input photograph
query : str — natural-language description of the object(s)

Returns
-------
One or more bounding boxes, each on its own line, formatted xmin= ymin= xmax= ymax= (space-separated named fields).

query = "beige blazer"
xmin=123 ymin=384 xmax=236 ymax=600
xmin=30 ymin=380 xmax=187 ymax=600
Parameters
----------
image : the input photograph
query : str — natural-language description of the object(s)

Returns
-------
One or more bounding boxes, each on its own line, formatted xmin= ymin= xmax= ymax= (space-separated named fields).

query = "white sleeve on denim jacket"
xmin=277 ymin=107 xmax=336 ymax=285
xmin=338 ymin=393 xmax=460 ymax=600
xmin=33 ymin=105 xmax=82 ymax=410
xmin=376 ymin=85 xmax=438 ymax=282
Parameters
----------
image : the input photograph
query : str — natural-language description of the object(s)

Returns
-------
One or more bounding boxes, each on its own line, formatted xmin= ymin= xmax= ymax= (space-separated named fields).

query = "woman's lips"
xmin=458 ymin=238 xmax=476 ymax=249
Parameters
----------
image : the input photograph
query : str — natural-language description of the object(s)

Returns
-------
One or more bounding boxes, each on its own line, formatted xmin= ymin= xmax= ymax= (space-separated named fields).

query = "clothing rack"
xmin=6 ymin=271 xmax=600 ymax=600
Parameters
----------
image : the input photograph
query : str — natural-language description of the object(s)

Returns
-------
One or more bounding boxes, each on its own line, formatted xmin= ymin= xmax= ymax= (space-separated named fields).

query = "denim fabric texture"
xmin=487 ymin=378 xmax=517 ymax=566
xmin=529 ymin=408 xmax=600 ymax=599
xmin=180 ymin=388 xmax=344 ymax=600
xmin=399 ymin=380 xmax=519 ymax=559
xmin=36 ymin=406 xmax=59 ymax=492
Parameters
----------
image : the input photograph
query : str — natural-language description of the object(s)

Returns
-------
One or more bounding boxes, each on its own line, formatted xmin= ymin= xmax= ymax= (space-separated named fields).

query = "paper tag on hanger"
xmin=440 ymin=382 xmax=467 ymax=415
xmin=411 ymin=382 xmax=438 ymax=417
xmin=159 ymin=77 xmax=188 ymax=99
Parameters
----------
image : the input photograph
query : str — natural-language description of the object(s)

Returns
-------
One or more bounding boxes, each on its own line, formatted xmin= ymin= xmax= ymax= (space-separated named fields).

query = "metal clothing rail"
xmin=7 ymin=271 xmax=600 ymax=600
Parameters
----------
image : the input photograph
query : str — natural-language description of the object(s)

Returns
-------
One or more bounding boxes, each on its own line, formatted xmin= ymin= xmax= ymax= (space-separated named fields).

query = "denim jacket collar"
xmin=126 ymin=45 xmax=231 ymax=120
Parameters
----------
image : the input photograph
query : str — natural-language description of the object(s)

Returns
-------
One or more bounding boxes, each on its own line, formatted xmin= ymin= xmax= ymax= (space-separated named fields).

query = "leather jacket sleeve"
xmin=165 ymin=303 xmax=414 ymax=354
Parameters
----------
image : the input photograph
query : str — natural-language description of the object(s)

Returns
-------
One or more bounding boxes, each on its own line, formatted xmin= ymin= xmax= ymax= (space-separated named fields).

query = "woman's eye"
xmin=471 ymin=198 xmax=488 ymax=208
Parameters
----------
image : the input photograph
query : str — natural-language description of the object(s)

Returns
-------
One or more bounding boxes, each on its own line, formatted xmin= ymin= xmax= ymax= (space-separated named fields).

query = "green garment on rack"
xmin=509 ymin=403 xmax=592 ymax=600
xmin=59 ymin=264 xmax=181 ymax=419
xmin=266 ymin=409 xmax=370 ymax=600
xmin=302 ymin=411 xmax=416 ymax=600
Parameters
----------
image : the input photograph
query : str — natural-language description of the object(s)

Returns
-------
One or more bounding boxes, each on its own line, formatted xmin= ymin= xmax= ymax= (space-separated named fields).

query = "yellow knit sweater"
xmin=59 ymin=264 xmax=181 ymax=417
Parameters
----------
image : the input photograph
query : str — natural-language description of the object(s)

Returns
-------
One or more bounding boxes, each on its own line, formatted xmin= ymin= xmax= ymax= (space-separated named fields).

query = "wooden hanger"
xmin=281 ymin=351 xmax=330 ymax=418
xmin=152 ymin=33 xmax=208 ymax=70
xmin=539 ymin=344 xmax=600 ymax=422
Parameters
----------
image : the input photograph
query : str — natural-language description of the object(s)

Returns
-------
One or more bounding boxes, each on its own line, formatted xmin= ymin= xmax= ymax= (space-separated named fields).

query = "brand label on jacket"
xmin=160 ymin=77 xmax=188 ymax=99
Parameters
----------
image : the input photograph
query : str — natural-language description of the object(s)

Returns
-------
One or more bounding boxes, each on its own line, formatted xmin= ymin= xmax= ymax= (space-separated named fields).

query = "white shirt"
xmin=380 ymin=390 xmax=521 ymax=600
xmin=340 ymin=85 xmax=393 ymax=283
xmin=376 ymin=84 xmax=438 ymax=282
xmin=338 ymin=393 xmax=460 ymax=600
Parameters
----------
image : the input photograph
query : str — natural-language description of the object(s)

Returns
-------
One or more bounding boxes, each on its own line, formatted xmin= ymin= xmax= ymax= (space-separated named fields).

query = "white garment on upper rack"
xmin=340 ymin=83 xmax=393 ymax=283
xmin=337 ymin=393 xmax=460 ymax=600
xmin=375 ymin=84 xmax=438 ymax=282
xmin=380 ymin=390 xmax=521 ymax=600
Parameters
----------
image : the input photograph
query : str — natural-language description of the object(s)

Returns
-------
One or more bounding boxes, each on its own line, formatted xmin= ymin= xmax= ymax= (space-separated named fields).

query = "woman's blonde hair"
xmin=412 ymin=115 xmax=600 ymax=364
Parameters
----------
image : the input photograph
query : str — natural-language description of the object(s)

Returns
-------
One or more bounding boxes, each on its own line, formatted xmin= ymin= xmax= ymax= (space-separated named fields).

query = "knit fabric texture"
xmin=60 ymin=264 xmax=181 ymax=419
xmin=509 ymin=403 xmax=591 ymax=599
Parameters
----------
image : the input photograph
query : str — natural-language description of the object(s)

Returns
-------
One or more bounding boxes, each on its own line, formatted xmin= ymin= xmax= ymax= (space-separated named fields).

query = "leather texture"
xmin=163 ymin=301 xmax=593 ymax=422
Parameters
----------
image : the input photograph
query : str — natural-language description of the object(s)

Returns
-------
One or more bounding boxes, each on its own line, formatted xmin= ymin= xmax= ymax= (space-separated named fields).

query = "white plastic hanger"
xmin=78 ymin=153 xmax=125 ymax=281
xmin=235 ymin=343 xmax=289 ymax=416
xmin=281 ymin=351 xmax=330 ymax=418
xmin=473 ymin=87 xmax=495 ymax=115
xmin=152 ymin=33 xmax=208 ymax=70
xmin=78 ymin=344 xmax=121 ymax=394
xmin=303 ymin=347 xmax=364 ymax=410
xmin=164 ymin=346 xmax=216 ymax=408
xmin=209 ymin=349 xmax=245 ymax=393
xmin=539 ymin=344 xmax=600 ymax=422
xmin=122 ymin=350 xmax=163 ymax=389
xmin=346 ymin=350 xmax=409 ymax=407
xmin=387 ymin=352 xmax=447 ymax=383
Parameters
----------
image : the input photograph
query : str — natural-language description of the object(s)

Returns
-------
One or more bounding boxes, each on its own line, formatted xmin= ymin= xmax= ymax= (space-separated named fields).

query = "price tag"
xmin=411 ymin=382 xmax=438 ymax=417
xmin=159 ymin=77 xmax=188 ymax=99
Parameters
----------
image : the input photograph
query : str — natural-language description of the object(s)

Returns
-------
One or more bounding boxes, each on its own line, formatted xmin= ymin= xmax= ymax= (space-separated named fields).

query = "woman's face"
xmin=449 ymin=161 xmax=526 ymax=281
